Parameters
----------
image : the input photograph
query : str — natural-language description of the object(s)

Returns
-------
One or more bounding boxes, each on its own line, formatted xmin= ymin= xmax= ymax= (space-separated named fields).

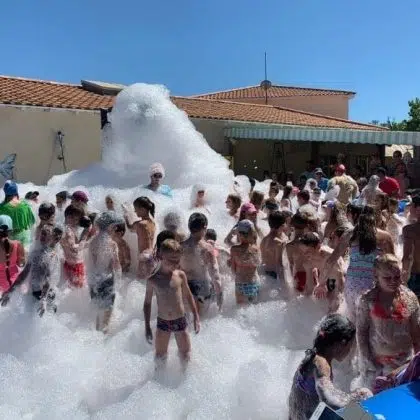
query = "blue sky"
xmin=1 ymin=0 xmax=418 ymax=123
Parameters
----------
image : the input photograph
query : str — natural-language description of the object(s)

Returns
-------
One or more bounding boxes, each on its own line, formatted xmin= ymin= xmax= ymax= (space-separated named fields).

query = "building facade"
xmin=0 ymin=75 xmax=419 ymax=185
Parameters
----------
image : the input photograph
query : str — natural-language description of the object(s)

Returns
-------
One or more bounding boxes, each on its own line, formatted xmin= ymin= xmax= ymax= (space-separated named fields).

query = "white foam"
xmin=0 ymin=83 xmax=353 ymax=419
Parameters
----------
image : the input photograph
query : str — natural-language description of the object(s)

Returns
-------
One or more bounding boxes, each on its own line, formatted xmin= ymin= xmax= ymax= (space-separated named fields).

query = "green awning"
xmin=224 ymin=124 xmax=420 ymax=146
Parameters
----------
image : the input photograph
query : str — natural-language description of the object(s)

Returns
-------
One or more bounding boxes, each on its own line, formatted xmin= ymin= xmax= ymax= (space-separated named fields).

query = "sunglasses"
xmin=152 ymin=173 xmax=163 ymax=179
xmin=197 ymin=191 xmax=205 ymax=195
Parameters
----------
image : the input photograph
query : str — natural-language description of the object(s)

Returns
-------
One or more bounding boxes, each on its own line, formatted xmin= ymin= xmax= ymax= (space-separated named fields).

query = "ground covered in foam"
xmin=0 ymin=278 xmax=344 ymax=420
xmin=0 ymin=83 xmax=355 ymax=419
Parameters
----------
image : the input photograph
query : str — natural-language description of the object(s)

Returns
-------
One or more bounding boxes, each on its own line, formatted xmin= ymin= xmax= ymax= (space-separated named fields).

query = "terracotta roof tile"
xmin=0 ymin=75 xmax=114 ymax=110
xmin=191 ymin=84 xmax=356 ymax=100
xmin=0 ymin=76 xmax=382 ymax=131
xmin=172 ymin=97 xmax=385 ymax=131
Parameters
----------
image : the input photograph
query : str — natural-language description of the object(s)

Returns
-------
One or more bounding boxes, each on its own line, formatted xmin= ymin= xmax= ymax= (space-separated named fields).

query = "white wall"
xmin=0 ymin=105 xmax=102 ymax=184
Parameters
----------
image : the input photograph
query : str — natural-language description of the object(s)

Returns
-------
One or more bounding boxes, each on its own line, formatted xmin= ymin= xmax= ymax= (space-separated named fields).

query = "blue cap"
xmin=3 ymin=181 xmax=18 ymax=197
xmin=0 ymin=215 xmax=13 ymax=231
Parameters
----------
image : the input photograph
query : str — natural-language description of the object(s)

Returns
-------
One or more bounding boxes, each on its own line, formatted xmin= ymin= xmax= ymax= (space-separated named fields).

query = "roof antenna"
xmin=260 ymin=52 xmax=272 ymax=105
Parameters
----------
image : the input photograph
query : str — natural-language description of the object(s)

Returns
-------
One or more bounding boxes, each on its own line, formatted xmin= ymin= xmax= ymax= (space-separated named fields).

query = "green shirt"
xmin=0 ymin=200 xmax=36 ymax=234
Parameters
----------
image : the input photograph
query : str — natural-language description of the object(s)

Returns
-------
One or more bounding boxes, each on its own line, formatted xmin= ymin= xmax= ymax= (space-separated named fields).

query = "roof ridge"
xmin=172 ymin=96 xmax=382 ymax=129
xmin=190 ymin=84 xmax=355 ymax=97
xmin=0 ymin=75 xmax=79 ymax=87
xmin=188 ymin=85 xmax=260 ymax=98
xmin=270 ymin=105 xmax=387 ymax=130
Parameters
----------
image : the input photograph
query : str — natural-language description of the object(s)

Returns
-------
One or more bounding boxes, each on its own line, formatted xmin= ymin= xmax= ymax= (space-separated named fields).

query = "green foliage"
xmin=374 ymin=97 xmax=420 ymax=131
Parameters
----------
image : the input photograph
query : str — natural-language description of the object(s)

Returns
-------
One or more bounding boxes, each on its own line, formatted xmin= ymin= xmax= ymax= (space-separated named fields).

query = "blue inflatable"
xmin=359 ymin=380 xmax=420 ymax=419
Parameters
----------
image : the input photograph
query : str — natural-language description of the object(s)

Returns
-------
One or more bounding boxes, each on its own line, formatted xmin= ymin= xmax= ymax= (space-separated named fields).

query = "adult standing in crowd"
xmin=327 ymin=164 xmax=359 ymax=205
xmin=377 ymin=167 xmax=400 ymax=198
xmin=0 ymin=181 xmax=35 ymax=247
xmin=314 ymin=168 xmax=328 ymax=192
xmin=146 ymin=163 xmax=173 ymax=198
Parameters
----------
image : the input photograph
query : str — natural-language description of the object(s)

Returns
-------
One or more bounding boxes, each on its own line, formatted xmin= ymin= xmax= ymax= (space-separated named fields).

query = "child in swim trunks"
xmin=88 ymin=212 xmax=122 ymax=333
xmin=144 ymin=239 xmax=200 ymax=368
xmin=357 ymin=254 xmax=420 ymax=387
xmin=125 ymin=197 xmax=156 ymax=279
xmin=299 ymin=232 xmax=344 ymax=312
xmin=2 ymin=224 xmax=63 ymax=316
xmin=230 ymin=220 xmax=261 ymax=305
xmin=288 ymin=314 xmax=372 ymax=420
xmin=260 ymin=211 xmax=288 ymax=287
xmin=112 ymin=222 xmax=131 ymax=273
xmin=181 ymin=213 xmax=222 ymax=313
xmin=61 ymin=205 xmax=90 ymax=288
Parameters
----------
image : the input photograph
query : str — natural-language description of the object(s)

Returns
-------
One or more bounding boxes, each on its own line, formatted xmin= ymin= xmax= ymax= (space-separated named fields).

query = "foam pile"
xmin=0 ymin=83 xmax=349 ymax=419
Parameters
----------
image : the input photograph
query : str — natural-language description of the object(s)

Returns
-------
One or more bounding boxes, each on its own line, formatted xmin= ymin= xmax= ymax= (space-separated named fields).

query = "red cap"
xmin=336 ymin=164 xmax=346 ymax=173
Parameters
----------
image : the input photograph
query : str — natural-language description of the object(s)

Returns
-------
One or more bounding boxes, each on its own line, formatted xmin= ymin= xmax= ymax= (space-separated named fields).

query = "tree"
xmin=374 ymin=97 xmax=420 ymax=131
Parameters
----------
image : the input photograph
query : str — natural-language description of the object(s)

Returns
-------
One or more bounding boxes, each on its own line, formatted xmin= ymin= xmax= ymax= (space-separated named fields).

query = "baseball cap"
xmin=0 ymin=215 xmax=13 ymax=231
xmin=71 ymin=191 xmax=89 ymax=204
xmin=3 ymin=181 xmax=18 ymax=197
xmin=237 ymin=219 xmax=254 ymax=234
xmin=56 ymin=190 xmax=70 ymax=200
xmin=314 ymin=168 xmax=324 ymax=175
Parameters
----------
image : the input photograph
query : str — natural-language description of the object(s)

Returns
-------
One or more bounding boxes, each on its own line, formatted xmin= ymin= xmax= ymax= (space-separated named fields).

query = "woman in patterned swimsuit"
xmin=315 ymin=206 xmax=394 ymax=322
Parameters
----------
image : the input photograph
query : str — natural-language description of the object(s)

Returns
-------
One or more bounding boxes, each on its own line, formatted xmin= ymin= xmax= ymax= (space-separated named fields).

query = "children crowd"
xmin=0 ymin=160 xmax=419 ymax=419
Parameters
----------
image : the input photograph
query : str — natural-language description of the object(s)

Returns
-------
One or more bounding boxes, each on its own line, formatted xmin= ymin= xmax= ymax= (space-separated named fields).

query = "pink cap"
xmin=71 ymin=190 xmax=89 ymax=204
xmin=241 ymin=202 xmax=257 ymax=214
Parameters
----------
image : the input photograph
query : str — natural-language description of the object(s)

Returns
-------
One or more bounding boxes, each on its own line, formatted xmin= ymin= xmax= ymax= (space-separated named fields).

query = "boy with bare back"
xmin=260 ymin=211 xmax=288 ymax=290
xmin=180 ymin=213 xmax=222 ymax=313
xmin=402 ymin=195 xmax=420 ymax=300
xmin=124 ymin=197 xmax=156 ymax=279
xmin=286 ymin=213 xmax=310 ymax=293
xmin=299 ymin=232 xmax=345 ymax=312
xmin=144 ymin=239 xmax=200 ymax=368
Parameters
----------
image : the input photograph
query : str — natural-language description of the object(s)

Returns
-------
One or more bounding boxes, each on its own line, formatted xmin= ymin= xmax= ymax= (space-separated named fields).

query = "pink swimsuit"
xmin=0 ymin=242 xmax=19 ymax=292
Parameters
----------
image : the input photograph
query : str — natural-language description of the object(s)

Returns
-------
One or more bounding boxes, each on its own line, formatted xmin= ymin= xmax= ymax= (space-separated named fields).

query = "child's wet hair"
xmin=291 ymin=213 xmax=308 ymax=230
xmin=299 ymin=232 xmax=321 ymax=247
xmin=188 ymin=212 xmax=208 ymax=233
xmin=156 ymin=230 xmax=176 ymax=252
xmin=297 ymin=190 xmax=310 ymax=202
xmin=160 ymin=239 xmax=182 ymax=255
xmin=374 ymin=253 xmax=400 ymax=272
xmin=114 ymin=222 xmax=126 ymax=235
xmin=227 ymin=193 xmax=242 ymax=210
xmin=268 ymin=211 xmax=286 ymax=229
xmin=300 ymin=314 xmax=355 ymax=375
xmin=205 ymin=228 xmax=217 ymax=242
xmin=64 ymin=204 xmax=84 ymax=219
xmin=163 ymin=211 xmax=182 ymax=230
xmin=96 ymin=211 xmax=122 ymax=231
xmin=38 ymin=202 xmax=56 ymax=220
xmin=388 ymin=197 xmax=399 ymax=213
xmin=133 ymin=196 xmax=155 ymax=218
xmin=250 ymin=190 xmax=264 ymax=207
